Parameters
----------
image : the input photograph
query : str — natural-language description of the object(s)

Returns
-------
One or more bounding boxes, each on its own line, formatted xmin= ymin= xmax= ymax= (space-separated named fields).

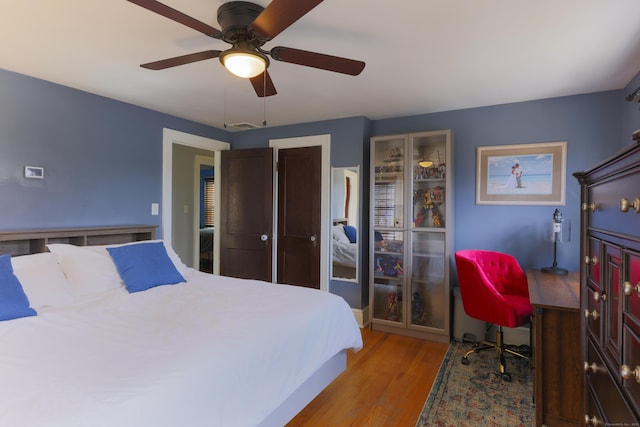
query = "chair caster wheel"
xmin=461 ymin=357 xmax=469 ymax=365
xmin=501 ymin=373 xmax=511 ymax=382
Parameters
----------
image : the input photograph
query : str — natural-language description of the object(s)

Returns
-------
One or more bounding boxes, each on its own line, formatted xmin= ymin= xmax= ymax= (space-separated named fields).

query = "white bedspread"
xmin=0 ymin=271 xmax=362 ymax=427
xmin=332 ymin=240 xmax=357 ymax=265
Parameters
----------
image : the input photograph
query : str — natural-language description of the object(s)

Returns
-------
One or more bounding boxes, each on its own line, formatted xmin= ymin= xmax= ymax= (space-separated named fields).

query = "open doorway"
xmin=162 ymin=129 xmax=229 ymax=274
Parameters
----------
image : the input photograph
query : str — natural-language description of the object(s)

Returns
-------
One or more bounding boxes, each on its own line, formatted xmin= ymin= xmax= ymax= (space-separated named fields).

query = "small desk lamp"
xmin=542 ymin=208 xmax=570 ymax=275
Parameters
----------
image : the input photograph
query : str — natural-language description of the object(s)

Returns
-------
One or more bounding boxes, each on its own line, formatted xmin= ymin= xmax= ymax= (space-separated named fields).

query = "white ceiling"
xmin=2 ymin=0 xmax=640 ymax=130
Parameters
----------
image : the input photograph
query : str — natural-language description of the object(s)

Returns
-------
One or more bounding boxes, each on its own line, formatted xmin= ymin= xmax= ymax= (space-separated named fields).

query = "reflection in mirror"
xmin=331 ymin=166 xmax=359 ymax=281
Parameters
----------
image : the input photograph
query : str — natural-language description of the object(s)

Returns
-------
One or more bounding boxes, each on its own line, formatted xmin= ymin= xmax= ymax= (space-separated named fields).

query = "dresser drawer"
xmin=622 ymin=324 xmax=640 ymax=417
xmin=586 ymin=340 xmax=637 ymax=424
xmin=588 ymin=172 xmax=640 ymax=237
xmin=625 ymin=250 xmax=640 ymax=327
xmin=586 ymin=285 xmax=603 ymax=345
xmin=603 ymin=243 xmax=622 ymax=367
xmin=587 ymin=236 xmax=602 ymax=287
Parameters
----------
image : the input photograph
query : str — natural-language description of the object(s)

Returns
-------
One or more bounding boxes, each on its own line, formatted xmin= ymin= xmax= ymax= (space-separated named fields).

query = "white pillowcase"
xmin=332 ymin=225 xmax=350 ymax=243
xmin=47 ymin=240 xmax=192 ymax=296
xmin=47 ymin=243 xmax=125 ymax=296
xmin=11 ymin=252 xmax=78 ymax=308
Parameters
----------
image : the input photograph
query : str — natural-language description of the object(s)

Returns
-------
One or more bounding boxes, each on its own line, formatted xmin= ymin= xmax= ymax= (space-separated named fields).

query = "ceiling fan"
xmin=127 ymin=0 xmax=366 ymax=97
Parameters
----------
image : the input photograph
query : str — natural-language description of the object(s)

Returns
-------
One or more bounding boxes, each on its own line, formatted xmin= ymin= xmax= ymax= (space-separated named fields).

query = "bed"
xmin=331 ymin=223 xmax=358 ymax=280
xmin=0 ymin=226 xmax=362 ymax=427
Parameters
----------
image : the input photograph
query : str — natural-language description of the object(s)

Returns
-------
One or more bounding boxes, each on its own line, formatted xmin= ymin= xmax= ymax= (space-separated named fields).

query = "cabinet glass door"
xmin=411 ymin=133 xmax=447 ymax=229
xmin=373 ymin=138 xmax=405 ymax=228
xmin=410 ymin=132 xmax=447 ymax=331
xmin=372 ymin=137 xmax=406 ymax=324
xmin=372 ymin=231 xmax=404 ymax=323
xmin=411 ymin=231 xmax=445 ymax=329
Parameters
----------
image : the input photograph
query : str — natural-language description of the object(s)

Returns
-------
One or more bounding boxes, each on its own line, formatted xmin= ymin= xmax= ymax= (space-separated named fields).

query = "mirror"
xmin=331 ymin=166 xmax=360 ymax=281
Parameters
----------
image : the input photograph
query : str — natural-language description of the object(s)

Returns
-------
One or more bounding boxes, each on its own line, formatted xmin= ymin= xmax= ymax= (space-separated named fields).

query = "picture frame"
xmin=476 ymin=141 xmax=566 ymax=205
xmin=24 ymin=166 xmax=44 ymax=179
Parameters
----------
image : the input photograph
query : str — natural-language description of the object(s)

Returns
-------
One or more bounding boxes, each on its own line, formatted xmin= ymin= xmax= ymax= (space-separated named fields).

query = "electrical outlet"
xmin=183 ymin=205 xmax=189 ymax=214
xmin=151 ymin=203 xmax=159 ymax=215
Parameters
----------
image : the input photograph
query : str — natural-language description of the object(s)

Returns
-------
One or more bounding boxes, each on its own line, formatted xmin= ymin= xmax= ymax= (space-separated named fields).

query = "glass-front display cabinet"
xmin=370 ymin=130 xmax=453 ymax=342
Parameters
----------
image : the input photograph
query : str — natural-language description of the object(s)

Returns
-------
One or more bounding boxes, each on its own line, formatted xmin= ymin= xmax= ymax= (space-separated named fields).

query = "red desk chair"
xmin=454 ymin=249 xmax=533 ymax=381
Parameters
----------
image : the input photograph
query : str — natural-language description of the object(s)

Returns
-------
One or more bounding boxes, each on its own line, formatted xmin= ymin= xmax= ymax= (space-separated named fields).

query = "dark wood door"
xmin=219 ymin=148 xmax=273 ymax=281
xmin=277 ymin=146 xmax=321 ymax=289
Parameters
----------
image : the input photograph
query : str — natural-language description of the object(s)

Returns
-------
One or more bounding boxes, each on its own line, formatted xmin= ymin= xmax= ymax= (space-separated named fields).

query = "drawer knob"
xmin=584 ymin=414 xmax=602 ymax=426
xmin=584 ymin=309 xmax=600 ymax=320
xmin=623 ymin=281 xmax=640 ymax=297
xmin=620 ymin=364 xmax=640 ymax=383
xmin=583 ymin=361 xmax=603 ymax=374
xmin=593 ymin=291 xmax=607 ymax=302
xmin=620 ymin=197 xmax=640 ymax=213
xmin=582 ymin=202 xmax=597 ymax=212
xmin=584 ymin=256 xmax=599 ymax=266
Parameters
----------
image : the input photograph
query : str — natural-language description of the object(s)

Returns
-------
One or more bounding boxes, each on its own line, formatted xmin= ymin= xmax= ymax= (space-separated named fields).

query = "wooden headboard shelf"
xmin=0 ymin=225 xmax=157 ymax=256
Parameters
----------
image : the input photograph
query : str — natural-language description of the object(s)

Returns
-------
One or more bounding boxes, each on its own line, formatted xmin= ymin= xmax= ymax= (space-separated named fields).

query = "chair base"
xmin=460 ymin=325 xmax=530 ymax=382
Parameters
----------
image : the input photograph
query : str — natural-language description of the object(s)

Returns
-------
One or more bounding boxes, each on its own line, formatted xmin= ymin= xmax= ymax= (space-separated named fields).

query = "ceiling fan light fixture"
xmin=220 ymin=49 xmax=268 ymax=79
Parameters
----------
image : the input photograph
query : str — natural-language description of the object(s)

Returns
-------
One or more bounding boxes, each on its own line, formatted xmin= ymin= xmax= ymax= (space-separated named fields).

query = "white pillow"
xmin=47 ymin=243 xmax=124 ymax=296
xmin=11 ymin=252 xmax=78 ymax=308
xmin=332 ymin=225 xmax=350 ymax=243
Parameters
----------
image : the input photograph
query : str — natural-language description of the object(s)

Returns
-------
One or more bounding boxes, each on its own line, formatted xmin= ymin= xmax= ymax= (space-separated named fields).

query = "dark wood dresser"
xmin=574 ymin=131 xmax=640 ymax=425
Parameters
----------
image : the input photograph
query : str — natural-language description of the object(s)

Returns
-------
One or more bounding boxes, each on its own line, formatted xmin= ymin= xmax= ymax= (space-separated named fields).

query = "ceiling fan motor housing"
xmin=217 ymin=1 xmax=265 ymax=44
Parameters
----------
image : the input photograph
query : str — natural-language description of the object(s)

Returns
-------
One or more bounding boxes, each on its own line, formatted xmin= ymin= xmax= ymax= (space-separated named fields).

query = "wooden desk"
xmin=527 ymin=269 xmax=582 ymax=427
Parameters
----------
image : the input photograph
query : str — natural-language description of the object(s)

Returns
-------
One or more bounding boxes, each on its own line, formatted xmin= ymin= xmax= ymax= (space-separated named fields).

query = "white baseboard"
xmin=352 ymin=306 xmax=370 ymax=328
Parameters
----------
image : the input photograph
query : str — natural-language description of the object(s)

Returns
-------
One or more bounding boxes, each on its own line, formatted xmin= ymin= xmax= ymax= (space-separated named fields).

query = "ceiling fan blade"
xmin=270 ymin=47 xmax=365 ymax=76
xmin=127 ymin=0 xmax=221 ymax=38
xmin=250 ymin=0 xmax=323 ymax=40
xmin=249 ymin=71 xmax=277 ymax=97
xmin=141 ymin=50 xmax=222 ymax=70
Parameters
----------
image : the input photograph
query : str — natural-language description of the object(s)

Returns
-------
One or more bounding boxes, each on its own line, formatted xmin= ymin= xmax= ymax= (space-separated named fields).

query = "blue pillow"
xmin=107 ymin=242 xmax=185 ymax=293
xmin=343 ymin=225 xmax=357 ymax=243
xmin=0 ymin=255 xmax=37 ymax=321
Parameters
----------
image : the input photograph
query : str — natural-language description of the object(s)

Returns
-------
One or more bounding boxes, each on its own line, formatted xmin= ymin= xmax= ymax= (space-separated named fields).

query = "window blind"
xmin=204 ymin=177 xmax=215 ymax=227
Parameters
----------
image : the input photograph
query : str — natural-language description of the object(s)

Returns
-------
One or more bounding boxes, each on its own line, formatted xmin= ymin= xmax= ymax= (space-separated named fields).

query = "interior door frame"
xmin=162 ymin=128 xmax=229 ymax=274
xmin=270 ymin=135 xmax=330 ymax=292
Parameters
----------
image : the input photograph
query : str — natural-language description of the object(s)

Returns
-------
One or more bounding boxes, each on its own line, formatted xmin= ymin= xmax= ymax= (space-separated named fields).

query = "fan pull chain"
xmin=223 ymin=70 xmax=228 ymax=128
xmin=262 ymin=73 xmax=267 ymax=127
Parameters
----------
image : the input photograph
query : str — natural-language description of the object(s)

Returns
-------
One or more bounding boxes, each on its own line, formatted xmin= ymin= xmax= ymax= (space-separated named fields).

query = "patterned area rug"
xmin=416 ymin=341 xmax=534 ymax=427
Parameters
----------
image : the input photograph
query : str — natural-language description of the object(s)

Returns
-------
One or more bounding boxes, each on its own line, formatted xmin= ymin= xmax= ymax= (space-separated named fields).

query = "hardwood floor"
xmin=287 ymin=327 xmax=449 ymax=427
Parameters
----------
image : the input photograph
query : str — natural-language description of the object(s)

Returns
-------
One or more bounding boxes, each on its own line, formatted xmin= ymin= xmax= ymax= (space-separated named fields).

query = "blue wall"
xmin=1 ymin=65 xmax=639 ymax=312
xmin=373 ymin=92 xmax=623 ymax=282
xmin=227 ymin=90 xmax=629 ymax=306
xmin=0 ymin=68 xmax=229 ymax=232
